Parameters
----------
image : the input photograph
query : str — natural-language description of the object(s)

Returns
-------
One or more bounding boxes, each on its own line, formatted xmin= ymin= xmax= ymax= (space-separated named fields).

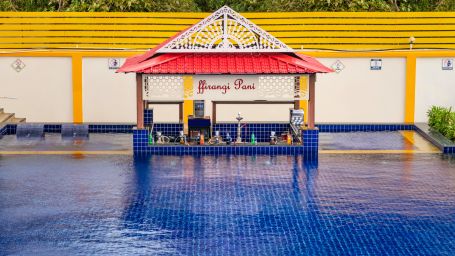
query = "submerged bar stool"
xmin=61 ymin=124 xmax=89 ymax=140
xmin=16 ymin=123 xmax=45 ymax=140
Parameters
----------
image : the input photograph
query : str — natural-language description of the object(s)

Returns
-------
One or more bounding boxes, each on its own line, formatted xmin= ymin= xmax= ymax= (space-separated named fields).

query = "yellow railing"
xmin=1 ymin=12 xmax=455 ymax=50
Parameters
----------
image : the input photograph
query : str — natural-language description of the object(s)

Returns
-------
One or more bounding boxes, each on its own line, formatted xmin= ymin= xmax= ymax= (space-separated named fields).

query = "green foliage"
xmin=0 ymin=0 xmax=199 ymax=12
xmin=428 ymin=106 xmax=455 ymax=141
xmin=1 ymin=0 xmax=455 ymax=12
xmin=258 ymin=0 xmax=392 ymax=12
xmin=64 ymin=0 xmax=199 ymax=12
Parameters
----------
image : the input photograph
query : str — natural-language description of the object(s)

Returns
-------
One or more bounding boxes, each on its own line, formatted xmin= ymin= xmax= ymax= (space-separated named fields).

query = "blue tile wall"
xmin=44 ymin=124 xmax=62 ymax=133
xmin=134 ymin=128 xmax=305 ymax=155
xmin=0 ymin=125 xmax=6 ymax=137
xmin=316 ymin=124 xmax=415 ymax=133
xmin=0 ymin=124 xmax=135 ymax=135
xmin=213 ymin=123 xmax=290 ymax=143
xmin=6 ymin=124 xmax=16 ymax=135
xmin=133 ymin=129 xmax=149 ymax=153
xmin=303 ymin=129 xmax=319 ymax=161
xmin=152 ymin=123 xmax=184 ymax=138
xmin=444 ymin=147 xmax=455 ymax=154
xmin=144 ymin=109 xmax=153 ymax=126
xmin=89 ymin=124 xmax=134 ymax=133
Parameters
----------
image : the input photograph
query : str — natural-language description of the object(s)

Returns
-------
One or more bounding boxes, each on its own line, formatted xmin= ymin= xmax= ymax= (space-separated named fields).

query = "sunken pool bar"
xmin=1 ymin=121 xmax=454 ymax=158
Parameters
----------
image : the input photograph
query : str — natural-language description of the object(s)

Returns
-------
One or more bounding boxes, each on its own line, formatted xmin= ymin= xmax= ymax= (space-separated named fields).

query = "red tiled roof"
xmin=118 ymin=52 xmax=332 ymax=74
xmin=117 ymin=25 xmax=332 ymax=74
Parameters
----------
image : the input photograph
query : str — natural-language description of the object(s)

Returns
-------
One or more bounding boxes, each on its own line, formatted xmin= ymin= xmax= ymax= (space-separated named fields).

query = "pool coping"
xmin=414 ymin=123 xmax=455 ymax=154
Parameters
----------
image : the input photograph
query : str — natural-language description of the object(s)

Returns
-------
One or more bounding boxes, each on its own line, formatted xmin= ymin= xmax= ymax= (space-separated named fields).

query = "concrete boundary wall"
xmin=82 ymin=57 xmax=136 ymax=123
xmin=415 ymin=58 xmax=455 ymax=123
xmin=316 ymin=58 xmax=406 ymax=123
xmin=0 ymin=57 xmax=72 ymax=122
xmin=1 ymin=51 xmax=455 ymax=124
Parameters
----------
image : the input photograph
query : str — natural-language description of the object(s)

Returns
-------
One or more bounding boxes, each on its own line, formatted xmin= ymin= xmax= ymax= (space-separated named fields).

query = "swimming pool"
xmin=1 ymin=153 xmax=454 ymax=255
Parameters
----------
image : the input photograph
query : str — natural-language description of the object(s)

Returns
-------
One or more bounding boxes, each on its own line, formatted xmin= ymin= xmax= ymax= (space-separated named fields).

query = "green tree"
xmin=194 ymin=0 xmax=265 ymax=12
xmin=259 ymin=0 xmax=392 ymax=11
xmin=65 ymin=0 xmax=199 ymax=12
xmin=389 ymin=0 xmax=455 ymax=11
xmin=1 ymin=0 xmax=455 ymax=12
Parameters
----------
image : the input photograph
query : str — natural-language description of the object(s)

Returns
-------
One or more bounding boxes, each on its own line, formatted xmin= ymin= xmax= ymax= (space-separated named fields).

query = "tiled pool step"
xmin=415 ymin=123 xmax=455 ymax=154
xmin=0 ymin=108 xmax=25 ymax=124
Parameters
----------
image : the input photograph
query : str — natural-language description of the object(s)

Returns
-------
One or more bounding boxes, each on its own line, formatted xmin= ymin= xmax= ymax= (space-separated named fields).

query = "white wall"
xmin=149 ymin=104 xmax=180 ymax=123
xmin=2 ymin=56 xmax=450 ymax=124
xmin=0 ymin=57 xmax=72 ymax=122
xmin=415 ymin=58 xmax=455 ymax=122
xmin=215 ymin=103 xmax=293 ymax=122
xmin=315 ymin=58 xmax=406 ymax=123
xmin=82 ymin=58 xmax=136 ymax=123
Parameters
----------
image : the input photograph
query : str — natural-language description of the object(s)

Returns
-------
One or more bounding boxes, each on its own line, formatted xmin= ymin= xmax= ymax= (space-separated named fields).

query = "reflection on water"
xmin=0 ymin=154 xmax=454 ymax=255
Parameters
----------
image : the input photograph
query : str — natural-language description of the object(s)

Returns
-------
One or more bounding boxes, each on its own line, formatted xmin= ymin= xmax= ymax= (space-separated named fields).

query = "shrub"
xmin=427 ymin=106 xmax=455 ymax=141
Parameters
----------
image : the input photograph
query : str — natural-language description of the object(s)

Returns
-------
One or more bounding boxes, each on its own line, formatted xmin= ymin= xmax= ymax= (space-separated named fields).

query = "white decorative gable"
xmin=157 ymin=6 xmax=293 ymax=53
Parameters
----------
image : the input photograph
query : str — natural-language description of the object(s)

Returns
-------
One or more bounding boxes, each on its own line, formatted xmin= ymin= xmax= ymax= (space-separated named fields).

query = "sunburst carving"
xmin=157 ymin=6 xmax=292 ymax=53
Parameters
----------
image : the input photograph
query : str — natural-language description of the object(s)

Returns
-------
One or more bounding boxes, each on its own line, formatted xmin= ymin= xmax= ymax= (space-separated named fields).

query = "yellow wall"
xmin=183 ymin=76 xmax=194 ymax=133
xmin=1 ymin=12 xmax=455 ymax=51
xmin=299 ymin=76 xmax=309 ymax=123
xmin=71 ymin=54 xmax=83 ymax=123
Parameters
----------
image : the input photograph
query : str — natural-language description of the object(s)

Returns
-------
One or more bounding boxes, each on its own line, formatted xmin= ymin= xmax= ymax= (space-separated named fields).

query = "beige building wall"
xmin=0 ymin=57 xmax=72 ymax=122
xmin=315 ymin=58 xmax=406 ymax=123
xmin=2 ymin=55 xmax=453 ymax=125
xmin=82 ymin=58 xmax=136 ymax=123
xmin=148 ymin=104 xmax=180 ymax=123
xmin=415 ymin=58 xmax=455 ymax=123
xmin=216 ymin=103 xmax=294 ymax=122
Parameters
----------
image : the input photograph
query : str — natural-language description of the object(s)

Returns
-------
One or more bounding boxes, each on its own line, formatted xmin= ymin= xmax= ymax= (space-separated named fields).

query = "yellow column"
xmin=183 ymin=76 xmax=193 ymax=134
xmin=72 ymin=54 xmax=83 ymax=123
xmin=299 ymin=75 xmax=309 ymax=123
xmin=405 ymin=55 xmax=417 ymax=124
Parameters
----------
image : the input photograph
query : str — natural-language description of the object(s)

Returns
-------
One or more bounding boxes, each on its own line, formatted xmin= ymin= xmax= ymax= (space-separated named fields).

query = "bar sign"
xmin=442 ymin=59 xmax=453 ymax=70
xmin=370 ymin=59 xmax=382 ymax=70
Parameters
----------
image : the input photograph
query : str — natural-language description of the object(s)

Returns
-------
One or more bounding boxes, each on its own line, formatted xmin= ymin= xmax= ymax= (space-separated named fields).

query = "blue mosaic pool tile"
xmin=133 ymin=129 xmax=306 ymax=156
xmin=152 ymin=123 xmax=184 ymax=138
xmin=317 ymin=123 xmax=415 ymax=132
xmin=303 ymin=128 xmax=319 ymax=161
xmin=444 ymin=146 xmax=455 ymax=154
xmin=0 ymin=125 xmax=6 ymax=138
xmin=88 ymin=124 xmax=134 ymax=133
xmin=133 ymin=129 xmax=148 ymax=153
xmin=44 ymin=124 xmax=62 ymax=133
xmin=3 ymin=152 xmax=455 ymax=255
xmin=213 ymin=123 xmax=290 ymax=143
xmin=6 ymin=124 xmax=16 ymax=135
xmin=144 ymin=109 xmax=153 ymax=126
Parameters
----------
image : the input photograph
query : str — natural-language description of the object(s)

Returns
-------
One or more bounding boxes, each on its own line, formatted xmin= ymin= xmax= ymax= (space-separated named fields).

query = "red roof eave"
xmin=118 ymin=52 xmax=333 ymax=75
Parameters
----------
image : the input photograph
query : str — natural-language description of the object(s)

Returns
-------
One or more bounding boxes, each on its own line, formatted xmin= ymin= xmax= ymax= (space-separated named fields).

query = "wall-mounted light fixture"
xmin=409 ymin=36 xmax=416 ymax=50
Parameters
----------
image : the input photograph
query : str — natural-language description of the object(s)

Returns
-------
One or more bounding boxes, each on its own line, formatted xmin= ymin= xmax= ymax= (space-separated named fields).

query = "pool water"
xmin=0 ymin=131 xmax=438 ymax=153
xmin=319 ymin=131 xmax=435 ymax=151
xmin=0 ymin=133 xmax=132 ymax=152
xmin=1 ymin=154 xmax=454 ymax=255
